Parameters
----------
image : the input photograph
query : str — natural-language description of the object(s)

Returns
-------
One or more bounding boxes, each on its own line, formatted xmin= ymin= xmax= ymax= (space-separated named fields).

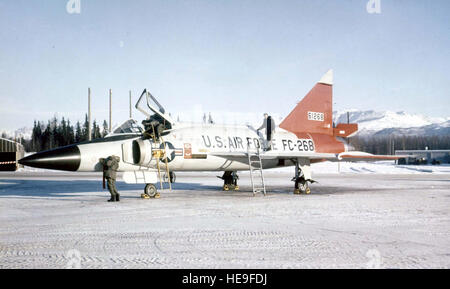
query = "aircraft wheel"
xmin=295 ymin=178 xmax=310 ymax=194
xmin=234 ymin=185 xmax=240 ymax=191
xmin=223 ymin=184 xmax=230 ymax=191
xmin=298 ymin=181 xmax=309 ymax=194
xmin=144 ymin=184 xmax=158 ymax=198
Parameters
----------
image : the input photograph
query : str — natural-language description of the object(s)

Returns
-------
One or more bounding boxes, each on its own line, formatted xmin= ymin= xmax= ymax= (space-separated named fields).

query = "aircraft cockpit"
xmin=105 ymin=89 xmax=174 ymax=140
xmin=105 ymin=119 xmax=143 ymax=138
xmin=136 ymin=89 xmax=174 ymax=140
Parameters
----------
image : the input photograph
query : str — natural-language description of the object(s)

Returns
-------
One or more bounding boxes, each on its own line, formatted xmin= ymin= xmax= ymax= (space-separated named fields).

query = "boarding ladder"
xmin=247 ymin=146 xmax=266 ymax=196
xmin=149 ymin=126 xmax=172 ymax=191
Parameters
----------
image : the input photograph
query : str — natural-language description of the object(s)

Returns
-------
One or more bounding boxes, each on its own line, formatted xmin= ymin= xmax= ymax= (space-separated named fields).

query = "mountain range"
xmin=333 ymin=110 xmax=449 ymax=137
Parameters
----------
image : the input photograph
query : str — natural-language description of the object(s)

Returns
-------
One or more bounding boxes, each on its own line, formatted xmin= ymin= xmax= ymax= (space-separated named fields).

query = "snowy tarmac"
xmin=0 ymin=164 xmax=449 ymax=268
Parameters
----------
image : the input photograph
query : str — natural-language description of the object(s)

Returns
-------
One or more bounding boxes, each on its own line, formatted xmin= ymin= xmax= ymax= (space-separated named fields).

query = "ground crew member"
xmin=257 ymin=113 xmax=275 ymax=150
xmin=99 ymin=156 xmax=120 ymax=202
xmin=142 ymin=113 xmax=165 ymax=140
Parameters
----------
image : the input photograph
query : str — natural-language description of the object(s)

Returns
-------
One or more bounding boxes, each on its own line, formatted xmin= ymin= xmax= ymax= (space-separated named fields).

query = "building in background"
xmin=0 ymin=138 xmax=25 ymax=171
xmin=396 ymin=150 xmax=450 ymax=165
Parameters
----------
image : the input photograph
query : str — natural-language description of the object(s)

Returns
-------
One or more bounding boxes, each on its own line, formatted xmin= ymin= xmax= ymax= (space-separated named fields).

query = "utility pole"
xmin=109 ymin=89 xmax=112 ymax=133
xmin=129 ymin=90 xmax=132 ymax=119
xmin=88 ymin=88 xmax=92 ymax=141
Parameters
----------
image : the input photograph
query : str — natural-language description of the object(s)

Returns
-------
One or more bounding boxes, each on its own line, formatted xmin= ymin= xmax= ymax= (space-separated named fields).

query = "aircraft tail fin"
xmin=279 ymin=69 xmax=334 ymax=136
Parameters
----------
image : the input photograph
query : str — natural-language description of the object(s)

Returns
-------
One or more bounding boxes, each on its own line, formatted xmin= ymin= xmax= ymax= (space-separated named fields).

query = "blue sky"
xmin=0 ymin=0 xmax=449 ymax=130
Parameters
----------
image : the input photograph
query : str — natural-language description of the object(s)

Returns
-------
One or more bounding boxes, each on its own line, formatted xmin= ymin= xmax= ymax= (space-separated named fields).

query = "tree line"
xmin=28 ymin=114 xmax=109 ymax=152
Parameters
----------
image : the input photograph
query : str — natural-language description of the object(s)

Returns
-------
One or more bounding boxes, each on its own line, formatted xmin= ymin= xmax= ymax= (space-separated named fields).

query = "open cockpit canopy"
xmin=135 ymin=89 xmax=175 ymax=127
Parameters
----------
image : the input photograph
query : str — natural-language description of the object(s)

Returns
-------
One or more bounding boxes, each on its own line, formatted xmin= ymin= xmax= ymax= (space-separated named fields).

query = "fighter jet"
xmin=19 ymin=70 xmax=401 ymax=197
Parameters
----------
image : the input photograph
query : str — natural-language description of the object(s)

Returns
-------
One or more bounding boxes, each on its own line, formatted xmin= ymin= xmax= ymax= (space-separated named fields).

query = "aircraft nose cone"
xmin=19 ymin=145 xmax=81 ymax=171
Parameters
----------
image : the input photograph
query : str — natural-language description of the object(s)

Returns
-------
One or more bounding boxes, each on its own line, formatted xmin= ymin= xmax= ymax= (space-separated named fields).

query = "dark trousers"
xmin=106 ymin=177 xmax=119 ymax=198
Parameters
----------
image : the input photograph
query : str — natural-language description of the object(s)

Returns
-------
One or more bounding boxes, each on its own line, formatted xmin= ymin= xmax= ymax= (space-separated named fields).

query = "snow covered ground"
xmin=0 ymin=165 xmax=449 ymax=269
xmin=311 ymin=161 xmax=450 ymax=175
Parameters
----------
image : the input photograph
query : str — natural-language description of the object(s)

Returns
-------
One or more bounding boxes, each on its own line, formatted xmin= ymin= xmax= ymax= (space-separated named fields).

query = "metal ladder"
xmin=247 ymin=147 xmax=266 ymax=196
xmin=150 ymin=134 xmax=172 ymax=191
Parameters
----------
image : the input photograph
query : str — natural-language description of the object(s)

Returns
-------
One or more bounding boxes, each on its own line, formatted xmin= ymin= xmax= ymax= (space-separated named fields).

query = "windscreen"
xmin=112 ymin=119 xmax=143 ymax=134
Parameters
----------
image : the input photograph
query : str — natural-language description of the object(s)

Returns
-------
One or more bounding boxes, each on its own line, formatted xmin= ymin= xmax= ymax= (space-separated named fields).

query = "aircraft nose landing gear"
xmin=219 ymin=171 xmax=240 ymax=191
xmin=141 ymin=183 xmax=160 ymax=199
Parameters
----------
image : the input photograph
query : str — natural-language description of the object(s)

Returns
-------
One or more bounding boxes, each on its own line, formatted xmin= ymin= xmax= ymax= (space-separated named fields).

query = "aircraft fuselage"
xmin=19 ymin=122 xmax=347 ymax=173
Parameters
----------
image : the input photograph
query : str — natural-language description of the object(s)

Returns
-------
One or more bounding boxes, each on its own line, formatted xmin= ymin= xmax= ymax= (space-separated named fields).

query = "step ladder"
xmin=150 ymin=133 xmax=172 ymax=191
xmin=247 ymin=147 xmax=266 ymax=196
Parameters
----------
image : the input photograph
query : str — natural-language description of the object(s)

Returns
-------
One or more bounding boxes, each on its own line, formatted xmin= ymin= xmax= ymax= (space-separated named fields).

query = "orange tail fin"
xmin=279 ymin=69 xmax=334 ymax=136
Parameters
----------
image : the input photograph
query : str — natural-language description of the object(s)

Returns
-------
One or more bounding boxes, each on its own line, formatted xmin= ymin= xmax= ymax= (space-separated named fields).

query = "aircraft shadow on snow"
xmin=0 ymin=178 xmax=391 ymax=199
xmin=0 ymin=179 xmax=226 ymax=199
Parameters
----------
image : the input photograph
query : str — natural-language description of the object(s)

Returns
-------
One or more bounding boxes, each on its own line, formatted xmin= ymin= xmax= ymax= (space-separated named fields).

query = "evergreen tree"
xmin=82 ymin=114 xmax=89 ymax=141
xmin=208 ymin=112 xmax=214 ymax=124
xmin=60 ymin=117 xmax=67 ymax=146
xmin=50 ymin=117 xmax=58 ymax=149
xmin=75 ymin=121 xmax=82 ymax=143
xmin=32 ymin=121 xmax=40 ymax=152
xmin=37 ymin=121 xmax=43 ymax=151
xmin=42 ymin=122 xmax=51 ymax=150
xmin=102 ymin=120 xmax=109 ymax=137
xmin=67 ymin=120 xmax=75 ymax=145
xmin=92 ymin=120 xmax=101 ymax=139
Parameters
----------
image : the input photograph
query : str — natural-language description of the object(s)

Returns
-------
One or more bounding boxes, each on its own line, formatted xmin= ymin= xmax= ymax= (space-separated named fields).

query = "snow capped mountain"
xmin=333 ymin=110 xmax=449 ymax=136
xmin=374 ymin=120 xmax=450 ymax=137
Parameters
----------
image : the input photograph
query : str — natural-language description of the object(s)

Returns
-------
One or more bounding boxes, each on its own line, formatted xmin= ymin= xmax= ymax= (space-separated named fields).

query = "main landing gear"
xmin=163 ymin=171 xmax=176 ymax=183
xmin=141 ymin=183 xmax=160 ymax=199
xmin=218 ymin=171 xmax=240 ymax=191
xmin=294 ymin=177 xmax=311 ymax=195
xmin=292 ymin=161 xmax=311 ymax=195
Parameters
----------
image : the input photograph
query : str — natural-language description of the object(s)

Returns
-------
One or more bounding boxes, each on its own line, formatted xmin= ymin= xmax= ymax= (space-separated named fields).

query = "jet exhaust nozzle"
xmin=18 ymin=145 xmax=81 ymax=171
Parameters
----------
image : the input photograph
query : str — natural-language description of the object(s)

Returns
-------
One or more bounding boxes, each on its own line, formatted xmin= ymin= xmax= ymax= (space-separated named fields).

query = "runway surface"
xmin=0 ymin=170 xmax=449 ymax=268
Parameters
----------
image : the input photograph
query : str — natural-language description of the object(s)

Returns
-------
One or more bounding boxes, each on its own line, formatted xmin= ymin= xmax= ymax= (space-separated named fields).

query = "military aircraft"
xmin=19 ymin=70 xmax=401 ymax=197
